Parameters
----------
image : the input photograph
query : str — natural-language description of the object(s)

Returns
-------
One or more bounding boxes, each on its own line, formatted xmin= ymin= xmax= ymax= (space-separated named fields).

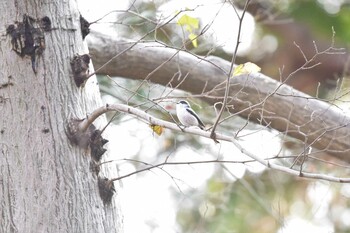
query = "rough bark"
xmin=0 ymin=2 xmax=122 ymax=233
xmin=88 ymin=31 xmax=350 ymax=161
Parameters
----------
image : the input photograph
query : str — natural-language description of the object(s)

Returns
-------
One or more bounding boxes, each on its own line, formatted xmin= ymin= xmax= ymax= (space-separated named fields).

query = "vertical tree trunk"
xmin=0 ymin=1 xmax=122 ymax=232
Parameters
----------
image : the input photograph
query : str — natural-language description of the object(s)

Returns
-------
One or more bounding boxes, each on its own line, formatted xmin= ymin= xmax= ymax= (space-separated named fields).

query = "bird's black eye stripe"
xmin=178 ymin=100 xmax=190 ymax=107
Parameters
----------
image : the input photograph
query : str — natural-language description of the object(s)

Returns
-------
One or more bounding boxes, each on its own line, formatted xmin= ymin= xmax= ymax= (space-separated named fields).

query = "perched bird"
xmin=176 ymin=100 xmax=205 ymax=130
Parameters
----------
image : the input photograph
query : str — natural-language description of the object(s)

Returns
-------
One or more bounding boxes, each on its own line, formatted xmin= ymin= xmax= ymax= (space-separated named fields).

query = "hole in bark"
xmin=42 ymin=128 xmax=50 ymax=133
xmin=80 ymin=15 xmax=90 ymax=39
xmin=40 ymin=16 xmax=52 ymax=31
xmin=0 ymin=96 xmax=9 ymax=104
xmin=90 ymin=129 xmax=109 ymax=162
xmin=0 ymin=76 xmax=14 ymax=89
xmin=89 ymin=160 xmax=100 ymax=176
xmin=70 ymin=54 xmax=91 ymax=87
xmin=6 ymin=14 xmax=50 ymax=74
xmin=0 ymin=82 xmax=14 ymax=89
xmin=98 ymin=177 xmax=115 ymax=204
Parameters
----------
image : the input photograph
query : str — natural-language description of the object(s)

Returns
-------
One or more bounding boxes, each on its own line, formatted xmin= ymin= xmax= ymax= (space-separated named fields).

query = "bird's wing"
xmin=186 ymin=108 xmax=205 ymax=129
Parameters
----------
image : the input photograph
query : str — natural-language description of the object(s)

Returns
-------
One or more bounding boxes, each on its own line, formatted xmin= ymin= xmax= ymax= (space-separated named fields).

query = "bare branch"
xmin=87 ymin=32 xmax=350 ymax=161
xmin=230 ymin=138 xmax=350 ymax=183
xmin=82 ymin=103 xmax=350 ymax=183
xmin=211 ymin=0 xmax=251 ymax=140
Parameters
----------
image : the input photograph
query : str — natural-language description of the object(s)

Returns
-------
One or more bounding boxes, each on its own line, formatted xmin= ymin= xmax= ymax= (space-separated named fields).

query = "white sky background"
xmin=78 ymin=0 xmax=339 ymax=232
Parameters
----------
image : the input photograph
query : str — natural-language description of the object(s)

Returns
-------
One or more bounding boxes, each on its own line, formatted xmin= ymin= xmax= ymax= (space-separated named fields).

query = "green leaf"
xmin=177 ymin=14 xmax=199 ymax=32
xmin=188 ymin=33 xmax=198 ymax=47
xmin=232 ymin=64 xmax=244 ymax=77
xmin=232 ymin=62 xmax=261 ymax=77
xmin=177 ymin=14 xmax=200 ymax=47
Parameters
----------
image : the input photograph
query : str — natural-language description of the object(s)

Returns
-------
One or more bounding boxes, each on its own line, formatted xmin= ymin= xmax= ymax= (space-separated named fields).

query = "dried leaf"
xmin=150 ymin=124 xmax=163 ymax=136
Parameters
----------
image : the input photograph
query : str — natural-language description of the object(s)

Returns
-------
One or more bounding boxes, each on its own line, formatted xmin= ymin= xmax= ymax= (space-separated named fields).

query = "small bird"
xmin=176 ymin=100 xmax=205 ymax=130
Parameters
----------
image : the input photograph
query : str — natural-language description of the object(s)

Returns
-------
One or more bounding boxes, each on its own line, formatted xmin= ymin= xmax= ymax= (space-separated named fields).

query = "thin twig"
xmin=79 ymin=103 xmax=350 ymax=183
xmin=210 ymin=0 xmax=251 ymax=140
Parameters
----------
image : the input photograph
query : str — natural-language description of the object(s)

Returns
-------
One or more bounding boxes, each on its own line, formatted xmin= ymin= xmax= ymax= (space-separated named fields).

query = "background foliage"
xmin=93 ymin=0 xmax=350 ymax=232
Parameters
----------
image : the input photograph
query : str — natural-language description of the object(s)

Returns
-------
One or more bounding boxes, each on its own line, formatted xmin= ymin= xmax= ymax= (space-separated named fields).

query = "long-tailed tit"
xmin=176 ymin=100 xmax=205 ymax=130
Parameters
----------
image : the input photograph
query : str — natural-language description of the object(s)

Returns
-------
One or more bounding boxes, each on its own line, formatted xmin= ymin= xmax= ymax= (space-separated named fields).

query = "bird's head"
xmin=177 ymin=100 xmax=190 ymax=108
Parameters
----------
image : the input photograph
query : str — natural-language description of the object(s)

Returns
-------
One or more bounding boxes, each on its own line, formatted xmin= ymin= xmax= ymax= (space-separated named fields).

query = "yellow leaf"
xmin=188 ymin=33 xmax=198 ymax=48
xmin=232 ymin=62 xmax=261 ymax=77
xmin=232 ymin=64 xmax=244 ymax=77
xmin=177 ymin=14 xmax=199 ymax=32
xmin=150 ymin=124 xmax=163 ymax=136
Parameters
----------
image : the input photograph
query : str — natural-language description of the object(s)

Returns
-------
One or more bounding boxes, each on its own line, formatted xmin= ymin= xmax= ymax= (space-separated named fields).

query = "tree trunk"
xmin=0 ymin=1 xmax=122 ymax=232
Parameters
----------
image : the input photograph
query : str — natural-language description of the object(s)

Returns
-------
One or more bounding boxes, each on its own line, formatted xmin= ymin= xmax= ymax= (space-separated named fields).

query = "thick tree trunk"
xmin=88 ymin=31 xmax=350 ymax=161
xmin=0 ymin=1 xmax=122 ymax=233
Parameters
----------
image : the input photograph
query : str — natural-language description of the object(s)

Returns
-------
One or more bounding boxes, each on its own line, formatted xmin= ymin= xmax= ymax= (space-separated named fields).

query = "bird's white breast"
xmin=176 ymin=105 xmax=199 ymax=127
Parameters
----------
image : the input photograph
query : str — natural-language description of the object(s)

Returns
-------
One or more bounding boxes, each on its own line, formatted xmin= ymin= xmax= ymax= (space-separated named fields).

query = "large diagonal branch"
xmin=87 ymin=32 xmax=350 ymax=161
